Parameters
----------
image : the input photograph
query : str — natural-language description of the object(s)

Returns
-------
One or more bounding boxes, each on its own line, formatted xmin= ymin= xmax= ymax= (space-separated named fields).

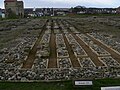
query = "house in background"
xmin=71 ymin=6 xmax=117 ymax=14
xmin=116 ymin=6 xmax=120 ymax=14
xmin=0 ymin=9 xmax=5 ymax=18
xmin=0 ymin=8 xmax=2 ymax=17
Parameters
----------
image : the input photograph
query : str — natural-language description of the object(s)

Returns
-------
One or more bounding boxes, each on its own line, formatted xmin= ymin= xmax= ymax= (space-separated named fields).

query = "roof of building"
xmin=17 ymin=1 xmax=23 ymax=4
xmin=4 ymin=0 xmax=17 ymax=2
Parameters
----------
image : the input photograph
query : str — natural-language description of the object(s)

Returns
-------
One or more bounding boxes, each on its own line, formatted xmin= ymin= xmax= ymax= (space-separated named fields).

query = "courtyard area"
xmin=0 ymin=16 xmax=120 ymax=81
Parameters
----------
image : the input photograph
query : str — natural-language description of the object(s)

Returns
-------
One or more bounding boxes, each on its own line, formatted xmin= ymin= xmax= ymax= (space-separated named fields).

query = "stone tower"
xmin=4 ymin=0 xmax=24 ymax=18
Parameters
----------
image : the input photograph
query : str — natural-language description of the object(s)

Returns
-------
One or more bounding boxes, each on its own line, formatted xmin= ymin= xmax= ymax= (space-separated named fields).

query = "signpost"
xmin=75 ymin=81 xmax=93 ymax=86
xmin=73 ymin=80 xmax=93 ymax=88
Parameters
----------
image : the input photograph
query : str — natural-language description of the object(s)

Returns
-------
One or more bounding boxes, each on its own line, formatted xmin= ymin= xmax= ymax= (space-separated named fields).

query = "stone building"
xmin=4 ymin=0 xmax=24 ymax=18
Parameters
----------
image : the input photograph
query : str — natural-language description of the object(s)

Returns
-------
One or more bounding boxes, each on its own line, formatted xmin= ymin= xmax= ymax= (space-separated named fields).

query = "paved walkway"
xmin=48 ymin=20 xmax=57 ymax=68
xmin=22 ymin=21 xmax=47 ymax=69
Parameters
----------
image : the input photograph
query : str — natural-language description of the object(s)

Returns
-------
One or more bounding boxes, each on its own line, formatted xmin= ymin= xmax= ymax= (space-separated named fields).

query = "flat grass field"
xmin=0 ymin=78 xmax=120 ymax=90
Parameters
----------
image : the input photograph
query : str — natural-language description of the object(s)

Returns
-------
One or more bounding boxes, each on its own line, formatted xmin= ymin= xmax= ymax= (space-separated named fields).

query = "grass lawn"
xmin=0 ymin=78 xmax=120 ymax=90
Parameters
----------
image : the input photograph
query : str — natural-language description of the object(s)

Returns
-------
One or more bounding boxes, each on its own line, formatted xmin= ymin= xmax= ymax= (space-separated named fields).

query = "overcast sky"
xmin=0 ymin=0 xmax=120 ymax=8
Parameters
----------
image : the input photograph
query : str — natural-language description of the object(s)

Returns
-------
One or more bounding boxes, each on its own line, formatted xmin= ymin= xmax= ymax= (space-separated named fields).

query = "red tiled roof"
xmin=4 ymin=0 xmax=17 ymax=2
